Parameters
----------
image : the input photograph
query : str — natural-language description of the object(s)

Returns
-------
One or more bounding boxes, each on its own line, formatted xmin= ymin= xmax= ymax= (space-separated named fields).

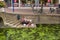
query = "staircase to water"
xmin=5 ymin=14 xmax=36 ymax=28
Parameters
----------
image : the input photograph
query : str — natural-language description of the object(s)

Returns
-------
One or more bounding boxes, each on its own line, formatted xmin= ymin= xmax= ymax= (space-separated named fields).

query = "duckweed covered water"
xmin=0 ymin=24 xmax=60 ymax=40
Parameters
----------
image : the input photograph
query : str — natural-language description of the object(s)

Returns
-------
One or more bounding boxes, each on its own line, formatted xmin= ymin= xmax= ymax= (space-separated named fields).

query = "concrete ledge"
xmin=0 ymin=12 xmax=60 ymax=26
xmin=8 ymin=7 xmax=57 ymax=9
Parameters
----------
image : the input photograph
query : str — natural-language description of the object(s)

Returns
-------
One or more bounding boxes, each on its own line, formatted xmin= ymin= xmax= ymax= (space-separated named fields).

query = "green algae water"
xmin=0 ymin=24 xmax=60 ymax=40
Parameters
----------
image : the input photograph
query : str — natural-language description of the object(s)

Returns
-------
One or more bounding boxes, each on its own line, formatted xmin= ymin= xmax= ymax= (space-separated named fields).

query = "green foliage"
xmin=0 ymin=24 xmax=60 ymax=40
xmin=0 ymin=1 xmax=6 ymax=7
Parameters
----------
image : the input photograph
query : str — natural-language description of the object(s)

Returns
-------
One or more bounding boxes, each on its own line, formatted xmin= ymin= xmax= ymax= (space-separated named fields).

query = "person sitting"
xmin=20 ymin=17 xmax=32 ymax=26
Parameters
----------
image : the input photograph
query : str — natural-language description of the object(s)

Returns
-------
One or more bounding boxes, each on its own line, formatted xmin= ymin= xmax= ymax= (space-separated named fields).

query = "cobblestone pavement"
xmin=0 ymin=7 xmax=57 ymax=15
xmin=5 ymin=8 xmax=51 ymax=14
xmin=5 ymin=8 xmax=34 ymax=14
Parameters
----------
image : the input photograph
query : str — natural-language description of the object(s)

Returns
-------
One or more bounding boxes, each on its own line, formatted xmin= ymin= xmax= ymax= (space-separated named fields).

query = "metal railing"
xmin=31 ymin=6 xmax=57 ymax=14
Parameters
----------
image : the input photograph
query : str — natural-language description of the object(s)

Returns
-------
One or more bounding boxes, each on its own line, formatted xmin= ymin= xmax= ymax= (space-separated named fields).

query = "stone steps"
xmin=6 ymin=16 xmax=36 ymax=28
xmin=5 ymin=13 xmax=36 ymax=28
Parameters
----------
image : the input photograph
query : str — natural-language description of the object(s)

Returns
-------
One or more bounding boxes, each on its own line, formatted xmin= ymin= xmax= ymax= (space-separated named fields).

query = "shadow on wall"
xmin=0 ymin=17 xmax=4 ymax=27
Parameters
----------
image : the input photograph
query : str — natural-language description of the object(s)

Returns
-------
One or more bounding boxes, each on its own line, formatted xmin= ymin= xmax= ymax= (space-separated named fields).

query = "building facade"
xmin=4 ymin=0 xmax=60 ymax=7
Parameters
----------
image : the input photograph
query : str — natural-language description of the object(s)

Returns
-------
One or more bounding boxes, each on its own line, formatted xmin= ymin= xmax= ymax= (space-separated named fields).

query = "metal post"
xmin=12 ymin=0 xmax=14 ymax=12
xmin=19 ymin=0 xmax=21 ymax=7
xmin=40 ymin=1 xmax=43 ymax=13
xmin=51 ymin=0 xmax=53 ymax=4
xmin=35 ymin=0 xmax=39 ymax=7
xmin=11 ymin=0 xmax=12 ymax=7
xmin=59 ymin=0 xmax=60 ymax=7
xmin=26 ymin=0 xmax=27 ymax=4
xmin=59 ymin=0 xmax=60 ymax=4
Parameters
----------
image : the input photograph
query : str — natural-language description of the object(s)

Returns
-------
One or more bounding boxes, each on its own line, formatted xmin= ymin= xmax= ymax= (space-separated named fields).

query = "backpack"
xmin=17 ymin=14 xmax=20 ymax=20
